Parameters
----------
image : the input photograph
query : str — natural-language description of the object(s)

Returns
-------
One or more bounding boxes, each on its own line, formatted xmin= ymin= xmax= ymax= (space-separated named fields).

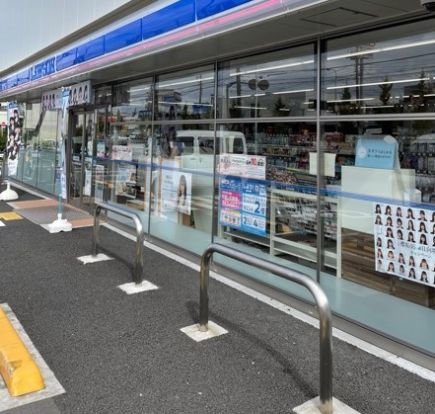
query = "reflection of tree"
xmin=413 ymin=71 xmax=433 ymax=132
xmin=338 ymin=87 xmax=353 ymax=114
xmin=415 ymin=70 xmax=430 ymax=112
xmin=181 ymin=105 xmax=188 ymax=120
xmin=379 ymin=77 xmax=392 ymax=105
xmin=273 ymin=97 xmax=286 ymax=116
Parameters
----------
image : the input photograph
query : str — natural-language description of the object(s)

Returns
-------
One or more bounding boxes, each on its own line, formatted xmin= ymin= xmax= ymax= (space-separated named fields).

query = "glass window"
xmin=17 ymin=102 xmax=39 ymax=186
xmin=16 ymin=101 xmax=59 ymax=194
xmin=323 ymin=20 xmax=435 ymax=115
xmin=94 ymin=85 xmax=113 ymax=106
xmin=218 ymin=45 xmax=316 ymax=119
xmin=102 ymin=80 xmax=153 ymax=230
xmin=149 ymin=123 xmax=215 ymax=254
xmin=320 ymin=120 xmax=435 ymax=353
xmin=155 ymin=66 xmax=215 ymax=121
xmin=213 ymin=121 xmax=319 ymax=298
xmin=37 ymin=109 xmax=59 ymax=193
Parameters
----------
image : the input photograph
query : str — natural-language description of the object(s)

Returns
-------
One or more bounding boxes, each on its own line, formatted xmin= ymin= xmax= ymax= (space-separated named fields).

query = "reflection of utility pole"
xmin=326 ymin=68 xmax=338 ymax=100
xmin=349 ymin=46 xmax=371 ymax=106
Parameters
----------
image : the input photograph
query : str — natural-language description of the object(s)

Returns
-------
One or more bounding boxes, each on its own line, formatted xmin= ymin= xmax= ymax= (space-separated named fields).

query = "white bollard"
xmin=0 ymin=182 xmax=19 ymax=201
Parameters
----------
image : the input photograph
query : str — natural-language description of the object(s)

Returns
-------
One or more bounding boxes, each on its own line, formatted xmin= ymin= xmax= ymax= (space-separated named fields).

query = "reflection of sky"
xmin=324 ymin=26 xmax=435 ymax=104
xmin=156 ymin=72 xmax=215 ymax=108
xmin=218 ymin=50 xmax=316 ymax=116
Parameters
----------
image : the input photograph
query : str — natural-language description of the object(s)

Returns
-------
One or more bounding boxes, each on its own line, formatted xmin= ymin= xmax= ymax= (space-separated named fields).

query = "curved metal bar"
xmin=92 ymin=201 xmax=145 ymax=285
xmin=199 ymin=243 xmax=333 ymax=414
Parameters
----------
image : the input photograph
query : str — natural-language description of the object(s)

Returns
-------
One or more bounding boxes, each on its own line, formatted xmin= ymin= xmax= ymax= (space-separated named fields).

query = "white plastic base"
xmin=180 ymin=321 xmax=228 ymax=342
xmin=46 ymin=214 xmax=73 ymax=233
xmin=118 ymin=281 xmax=159 ymax=295
xmin=293 ymin=397 xmax=361 ymax=414
xmin=0 ymin=183 xmax=18 ymax=201
xmin=77 ymin=253 xmax=113 ymax=264
xmin=0 ymin=221 xmax=5 ymax=227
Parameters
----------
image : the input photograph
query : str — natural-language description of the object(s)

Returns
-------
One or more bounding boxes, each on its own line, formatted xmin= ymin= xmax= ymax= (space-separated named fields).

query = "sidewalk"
xmin=0 ymin=185 xmax=434 ymax=414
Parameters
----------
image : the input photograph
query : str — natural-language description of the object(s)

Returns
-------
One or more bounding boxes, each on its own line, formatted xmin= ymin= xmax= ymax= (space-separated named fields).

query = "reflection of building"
xmin=1 ymin=1 xmax=435 ymax=360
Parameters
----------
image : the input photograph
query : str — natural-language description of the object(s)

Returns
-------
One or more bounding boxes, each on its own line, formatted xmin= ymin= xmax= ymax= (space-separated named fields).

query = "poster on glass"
xmin=374 ymin=202 xmax=435 ymax=287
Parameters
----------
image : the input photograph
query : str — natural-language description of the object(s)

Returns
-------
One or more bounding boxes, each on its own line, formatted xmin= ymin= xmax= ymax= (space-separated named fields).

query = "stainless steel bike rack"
xmin=199 ymin=243 xmax=333 ymax=414
xmin=93 ymin=201 xmax=145 ymax=285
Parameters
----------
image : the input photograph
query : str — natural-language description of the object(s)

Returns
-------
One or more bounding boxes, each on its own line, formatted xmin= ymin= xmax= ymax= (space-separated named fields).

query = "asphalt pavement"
xmin=0 ymin=185 xmax=434 ymax=414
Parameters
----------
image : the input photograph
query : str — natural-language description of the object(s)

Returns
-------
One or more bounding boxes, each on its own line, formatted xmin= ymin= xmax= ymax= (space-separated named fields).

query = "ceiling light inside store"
xmin=327 ymin=38 xmax=435 ymax=61
xmin=395 ymin=94 xmax=435 ymax=99
xmin=158 ymin=101 xmax=212 ymax=106
xmin=129 ymin=87 xmax=150 ymax=93
xmin=228 ymin=92 xmax=266 ymax=98
xmin=328 ymin=77 xmax=430 ymax=90
xmin=327 ymin=97 xmax=375 ymax=103
xmin=233 ymin=105 xmax=267 ymax=110
xmin=229 ymin=60 xmax=314 ymax=77
xmin=229 ymin=94 xmax=254 ymax=99
xmin=158 ymin=76 xmax=214 ymax=88
xmin=365 ymin=105 xmax=394 ymax=109
xmin=272 ymin=88 xmax=314 ymax=95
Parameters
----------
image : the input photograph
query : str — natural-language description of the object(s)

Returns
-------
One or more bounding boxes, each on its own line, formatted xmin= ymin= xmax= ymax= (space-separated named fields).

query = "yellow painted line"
xmin=0 ymin=212 xmax=22 ymax=221
xmin=0 ymin=308 xmax=45 ymax=396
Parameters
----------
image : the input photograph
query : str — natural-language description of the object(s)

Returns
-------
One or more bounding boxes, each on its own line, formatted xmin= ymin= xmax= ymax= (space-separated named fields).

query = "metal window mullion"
xmin=211 ymin=60 xmax=219 ymax=242
xmin=316 ymin=38 xmax=324 ymax=284
xmin=147 ymin=75 xmax=157 ymax=240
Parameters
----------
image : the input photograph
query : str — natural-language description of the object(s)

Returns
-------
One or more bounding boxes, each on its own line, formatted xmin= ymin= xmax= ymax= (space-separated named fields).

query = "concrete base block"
xmin=77 ymin=254 xmax=113 ymax=264
xmin=180 ymin=321 xmax=228 ymax=342
xmin=46 ymin=215 xmax=72 ymax=233
xmin=117 ymin=281 xmax=159 ymax=295
xmin=0 ymin=183 xmax=18 ymax=201
xmin=293 ymin=397 xmax=361 ymax=414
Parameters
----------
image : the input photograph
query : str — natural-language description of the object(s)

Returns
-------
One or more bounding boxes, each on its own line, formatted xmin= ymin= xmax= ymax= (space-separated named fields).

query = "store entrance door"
xmin=67 ymin=110 xmax=95 ymax=211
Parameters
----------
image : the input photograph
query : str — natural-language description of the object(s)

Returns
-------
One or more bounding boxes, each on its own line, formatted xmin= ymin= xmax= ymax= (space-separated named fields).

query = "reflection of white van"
xmin=174 ymin=129 xmax=246 ymax=179
xmin=175 ymin=130 xmax=247 ymax=156
xmin=174 ymin=130 xmax=247 ymax=232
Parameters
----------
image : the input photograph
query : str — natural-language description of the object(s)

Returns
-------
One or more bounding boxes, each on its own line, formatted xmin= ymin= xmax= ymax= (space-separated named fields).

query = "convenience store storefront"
xmin=1 ymin=0 xmax=435 ymax=357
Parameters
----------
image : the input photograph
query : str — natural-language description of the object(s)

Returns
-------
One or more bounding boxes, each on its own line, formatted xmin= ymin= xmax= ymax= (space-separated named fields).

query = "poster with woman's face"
xmin=374 ymin=203 xmax=435 ymax=286
xmin=174 ymin=171 xmax=192 ymax=215
xmin=6 ymin=102 xmax=23 ymax=176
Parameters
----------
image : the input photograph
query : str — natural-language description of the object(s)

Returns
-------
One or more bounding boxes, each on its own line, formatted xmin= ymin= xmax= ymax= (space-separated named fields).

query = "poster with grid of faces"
xmin=374 ymin=203 xmax=435 ymax=287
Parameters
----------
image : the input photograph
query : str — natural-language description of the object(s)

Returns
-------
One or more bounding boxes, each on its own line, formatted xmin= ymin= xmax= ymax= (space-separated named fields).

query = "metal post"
xmin=0 ymin=151 xmax=6 ymax=186
xmin=132 ymin=214 xmax=145 ymax=285
xmin=199 ymin=249 xmax=212 ymax=332
xmin=92 ymin=201 xmax=145 ymax=285
xmin=199 ymin=243 xmax=333 ymax=414
xmin=92 ymin=205 xmax=101 ymax=257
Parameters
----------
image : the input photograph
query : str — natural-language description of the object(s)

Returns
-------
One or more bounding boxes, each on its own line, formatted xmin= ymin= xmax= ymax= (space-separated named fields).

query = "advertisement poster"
xmin=374 ymin=203 xmax=435 ymax=287
xmin=6 ymin=102 xmax=23 ymax=176
xmin=94 ymin=165 xmax=105 ymax=201
xmin=115 ymin=164 xmax=137 ymax=198
xmin=160 ymin=160 xmax=192 ymax=218
xmin=220 ymin=176 xmax=267 ymax=236
xmin=112 ymin=145 xmax=133 ymax=161
xmin=218 ymin=154 xmax=266 ymax=180
xmin=54 ymin=88 xmax=70 ymax=199
xmin=356 ymin=136 xmax=398 ymax=170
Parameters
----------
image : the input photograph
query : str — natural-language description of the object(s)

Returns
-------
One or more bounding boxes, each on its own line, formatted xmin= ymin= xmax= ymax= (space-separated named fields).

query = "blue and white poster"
xmin=220 ymin=176 xmax=267 ymax=236
xmin=355 ymin=136 xmax=398 ymax=169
